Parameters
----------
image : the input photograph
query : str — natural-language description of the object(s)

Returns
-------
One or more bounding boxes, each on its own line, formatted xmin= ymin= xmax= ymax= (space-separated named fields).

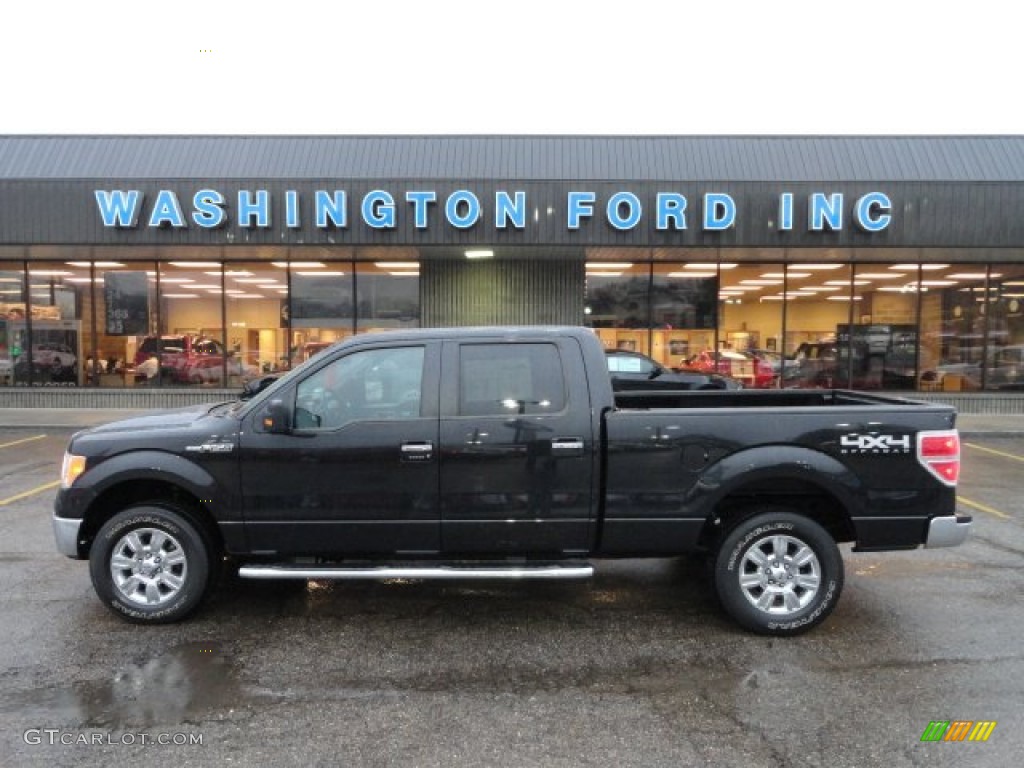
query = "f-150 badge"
xmin=185 ymin=442 xmax=235 ymax=453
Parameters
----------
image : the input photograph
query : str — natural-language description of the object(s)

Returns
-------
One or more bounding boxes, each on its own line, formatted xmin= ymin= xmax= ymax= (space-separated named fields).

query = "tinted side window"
xmin=294 ymin=346 xmax=424 ymax=430
xmin=459 ymin=343 xmax=566 ymax=416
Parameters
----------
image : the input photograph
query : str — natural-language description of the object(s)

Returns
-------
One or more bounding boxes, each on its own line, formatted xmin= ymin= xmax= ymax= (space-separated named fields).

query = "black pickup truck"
xmin=54 ymin=327 xmax=970 ymax=634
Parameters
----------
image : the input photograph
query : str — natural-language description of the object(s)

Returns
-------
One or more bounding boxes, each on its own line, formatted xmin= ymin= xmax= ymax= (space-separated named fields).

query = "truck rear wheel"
xmin=713 ymin=510 xmax=843 ymax=635
xmin=89 ymin=505 xmax=211 ymax=623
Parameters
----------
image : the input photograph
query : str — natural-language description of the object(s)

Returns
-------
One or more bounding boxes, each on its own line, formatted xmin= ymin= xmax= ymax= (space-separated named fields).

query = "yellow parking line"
xmin=964 ymin=442 xmax=1024 ymax=463
xmin=957 ymin=495 xmax=1011 ymax=520
xmin=0 ymin=480 xmax=61 ymax=507
xmin=0 ymin=434 xmax=47 ymax=450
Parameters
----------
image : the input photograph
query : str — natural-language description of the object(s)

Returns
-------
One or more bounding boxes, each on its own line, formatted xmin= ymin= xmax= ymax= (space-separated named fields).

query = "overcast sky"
xmin=2 ymin=0 xmax=1019 ymax=135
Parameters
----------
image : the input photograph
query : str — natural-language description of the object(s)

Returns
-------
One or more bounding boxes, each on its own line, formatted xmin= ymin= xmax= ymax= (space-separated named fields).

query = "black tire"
xmin=713 ymin=509 xmax=843 ymax=636
xmin=89 ymin=505 xmax=212 ymax=624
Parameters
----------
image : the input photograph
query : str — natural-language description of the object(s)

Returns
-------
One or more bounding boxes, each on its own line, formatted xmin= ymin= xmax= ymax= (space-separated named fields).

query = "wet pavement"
xmin=0 ymin=427 xmax=1021 ymax=767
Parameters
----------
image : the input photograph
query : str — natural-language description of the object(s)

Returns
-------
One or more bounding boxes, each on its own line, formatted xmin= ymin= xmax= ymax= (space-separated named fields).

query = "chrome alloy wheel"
xmin=738 ymin=534 xmax=821 ymax=615
xmin=109 ymin=527 xmax=189 ymax=606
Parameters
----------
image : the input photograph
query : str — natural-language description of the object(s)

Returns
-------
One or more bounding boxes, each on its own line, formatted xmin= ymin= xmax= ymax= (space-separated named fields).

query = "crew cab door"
xmin=439 ymin=338 xmax=596 ymax=555
xmin=238 ymin=341 xmax=441 ymax=555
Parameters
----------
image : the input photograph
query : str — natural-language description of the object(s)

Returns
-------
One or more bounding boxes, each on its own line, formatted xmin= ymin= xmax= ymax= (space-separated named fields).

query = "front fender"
xmin=55 ymin=450 xmax=224 ymax=521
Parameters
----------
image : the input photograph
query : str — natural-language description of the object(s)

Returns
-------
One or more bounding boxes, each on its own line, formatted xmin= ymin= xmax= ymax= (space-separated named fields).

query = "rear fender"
xmin=689 ymin=444 xmax=863 ymax=520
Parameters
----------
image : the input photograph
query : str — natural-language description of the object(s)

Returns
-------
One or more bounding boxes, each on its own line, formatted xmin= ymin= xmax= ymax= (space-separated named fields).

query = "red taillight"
xmin=917 ymin=430 xmax=960 ymax=486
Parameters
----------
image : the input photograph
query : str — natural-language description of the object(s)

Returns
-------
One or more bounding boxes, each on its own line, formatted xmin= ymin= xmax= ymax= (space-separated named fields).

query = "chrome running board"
xmin=238 ymin=563 xmax=594 ymax=581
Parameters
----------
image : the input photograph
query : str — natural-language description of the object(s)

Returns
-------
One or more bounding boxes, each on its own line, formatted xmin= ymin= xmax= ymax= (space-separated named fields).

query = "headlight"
xmin=60 ymin=453 xmax=87 ymax=489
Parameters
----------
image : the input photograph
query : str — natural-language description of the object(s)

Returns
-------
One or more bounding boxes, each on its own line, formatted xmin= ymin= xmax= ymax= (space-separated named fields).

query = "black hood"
xmin=82 ymin=402 xmax=231 ymax=436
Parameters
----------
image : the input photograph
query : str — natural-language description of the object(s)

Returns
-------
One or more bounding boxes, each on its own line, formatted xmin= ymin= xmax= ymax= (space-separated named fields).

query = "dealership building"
xmin=1 ymin=135 xmax=1023 ymax=409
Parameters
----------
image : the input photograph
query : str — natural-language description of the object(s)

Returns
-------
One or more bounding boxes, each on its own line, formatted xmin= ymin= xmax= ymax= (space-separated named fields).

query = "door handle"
xmin=401 ymin=441 xmax=434 ymax=462
xmin=551 ymin=437 xmax=584 ymax=456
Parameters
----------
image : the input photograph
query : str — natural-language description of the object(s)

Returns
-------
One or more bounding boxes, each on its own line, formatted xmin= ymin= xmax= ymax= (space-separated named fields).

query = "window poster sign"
xmin=104 ymin=271 xmax=149 ymax=335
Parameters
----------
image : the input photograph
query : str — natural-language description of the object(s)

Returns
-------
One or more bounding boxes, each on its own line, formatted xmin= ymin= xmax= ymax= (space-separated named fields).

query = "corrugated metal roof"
xmin=1 ymin=135 xmax=1023 ymax=182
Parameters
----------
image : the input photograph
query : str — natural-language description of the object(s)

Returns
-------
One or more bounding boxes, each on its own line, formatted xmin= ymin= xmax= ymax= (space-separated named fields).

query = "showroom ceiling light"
xmin=169 ymin=261 xmax=221 ymax=268
xmin=585 ymin=262 xmax=633 ymax=269
xmin=296 ymin=271 xmax=344 ymax=276
xmin=465 ymin=250 xmax=494 ymax=260
xmin=375 ymin=262 xmax=419 ymax=269
xmin=667 ymin=272 xmax=716 ymax=278
xmin=66 ymin=261 xmax=124 ymax=268
xmin=272 ymin=261 xmax=324 ymax=268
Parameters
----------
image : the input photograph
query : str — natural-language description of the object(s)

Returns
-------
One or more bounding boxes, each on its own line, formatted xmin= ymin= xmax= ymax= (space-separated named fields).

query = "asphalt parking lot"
xmin=0 ymin=424 xmax=1021 ymax=767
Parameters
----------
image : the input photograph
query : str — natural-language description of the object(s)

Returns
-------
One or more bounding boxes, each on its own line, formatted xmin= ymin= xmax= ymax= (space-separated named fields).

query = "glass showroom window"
xmin=0 ymin=264 xmax=27 ymax=386
xmin=139 ymin=260 xmax=228 ymax=387
xmin=90 ymin=259 xmax=159 ymax=387
xmin=853 ymin=264 xmax=922 ymax=391
xmin=650 ymin=260 xmax=718 ymax=370
xmin=584 ymin=260 xmax=653 ymax=356
xmin=287 ymin=256 xmax=354 ymax=367
xmin=780 ymin=262 xmax=855 ymax=388
xmin=18 ymin=260 xmax=89 ymax=387
xmin=355 ymin=259 xmax=421 ymax=334
xmin=712 ymin=261 xmax=784 ymax=388
xmin=983 ymin=265 xmax=1024 ymax=391
xmin=918 ymin=260 xmax=981 ymax=391
xmin=221 ymin=262 xmax=287 ymax=385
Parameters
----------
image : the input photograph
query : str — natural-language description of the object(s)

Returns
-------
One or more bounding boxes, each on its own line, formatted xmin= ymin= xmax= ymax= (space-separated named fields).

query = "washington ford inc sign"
xmin=93 ymin=189 xmax=893 ymax=234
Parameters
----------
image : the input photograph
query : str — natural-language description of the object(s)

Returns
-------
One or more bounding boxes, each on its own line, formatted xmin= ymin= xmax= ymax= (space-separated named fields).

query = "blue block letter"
xmin=854 ymin=192 xmax=892 ymax=232
xmin=656 ymin=193 xmax=688 ymax=230
xmin=568 ymin=191 xmax=596 ymax=230
xmin=95 ymin=190 xmax=142 ymax=228
xmin=495 ymin=191 xmax=526 ymax=229
xmin=703 ymin=193 xmax=736 ymax=231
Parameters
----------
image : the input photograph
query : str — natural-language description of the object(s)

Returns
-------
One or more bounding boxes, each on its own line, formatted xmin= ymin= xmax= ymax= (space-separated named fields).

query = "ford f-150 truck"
xmin=54 ymin=327 xmax=970 ymax=634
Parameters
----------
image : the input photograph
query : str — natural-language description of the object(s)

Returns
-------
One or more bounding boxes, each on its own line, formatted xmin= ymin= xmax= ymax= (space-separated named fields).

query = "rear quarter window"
xmin=459 ymin=343 xmax=566 ymax=416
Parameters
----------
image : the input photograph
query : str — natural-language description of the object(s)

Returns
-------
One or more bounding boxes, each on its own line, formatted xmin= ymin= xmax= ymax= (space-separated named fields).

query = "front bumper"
xmin=52 ymin=514 xmax=84 ymax=558
xmin=925 ymin=514 xmax=972 ymax=548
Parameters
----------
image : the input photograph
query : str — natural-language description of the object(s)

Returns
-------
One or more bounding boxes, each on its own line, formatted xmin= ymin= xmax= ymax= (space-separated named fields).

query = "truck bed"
xmin=600 ymin=388 xmax=957 ymax=556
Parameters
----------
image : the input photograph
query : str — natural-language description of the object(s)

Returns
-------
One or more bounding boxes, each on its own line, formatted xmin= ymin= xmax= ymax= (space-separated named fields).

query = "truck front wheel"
xmin=713 ymin=510 xmax=843 ymax=635
xmin=89 ymin=505 xmax=211 ymax=623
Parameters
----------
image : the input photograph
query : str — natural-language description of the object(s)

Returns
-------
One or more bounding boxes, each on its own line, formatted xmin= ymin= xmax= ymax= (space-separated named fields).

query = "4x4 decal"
xmin=839 ymin=433 xmax=911 ymax=454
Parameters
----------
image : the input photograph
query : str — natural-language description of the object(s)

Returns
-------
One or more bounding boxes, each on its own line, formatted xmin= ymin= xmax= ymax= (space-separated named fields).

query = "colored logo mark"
xmin=920 ymin=720 xmax=997 ymax=742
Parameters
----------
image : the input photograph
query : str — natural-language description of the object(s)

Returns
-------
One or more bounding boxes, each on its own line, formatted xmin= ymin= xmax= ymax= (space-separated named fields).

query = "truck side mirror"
xmin=262 ymin=399 xmax=292 ymax=434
